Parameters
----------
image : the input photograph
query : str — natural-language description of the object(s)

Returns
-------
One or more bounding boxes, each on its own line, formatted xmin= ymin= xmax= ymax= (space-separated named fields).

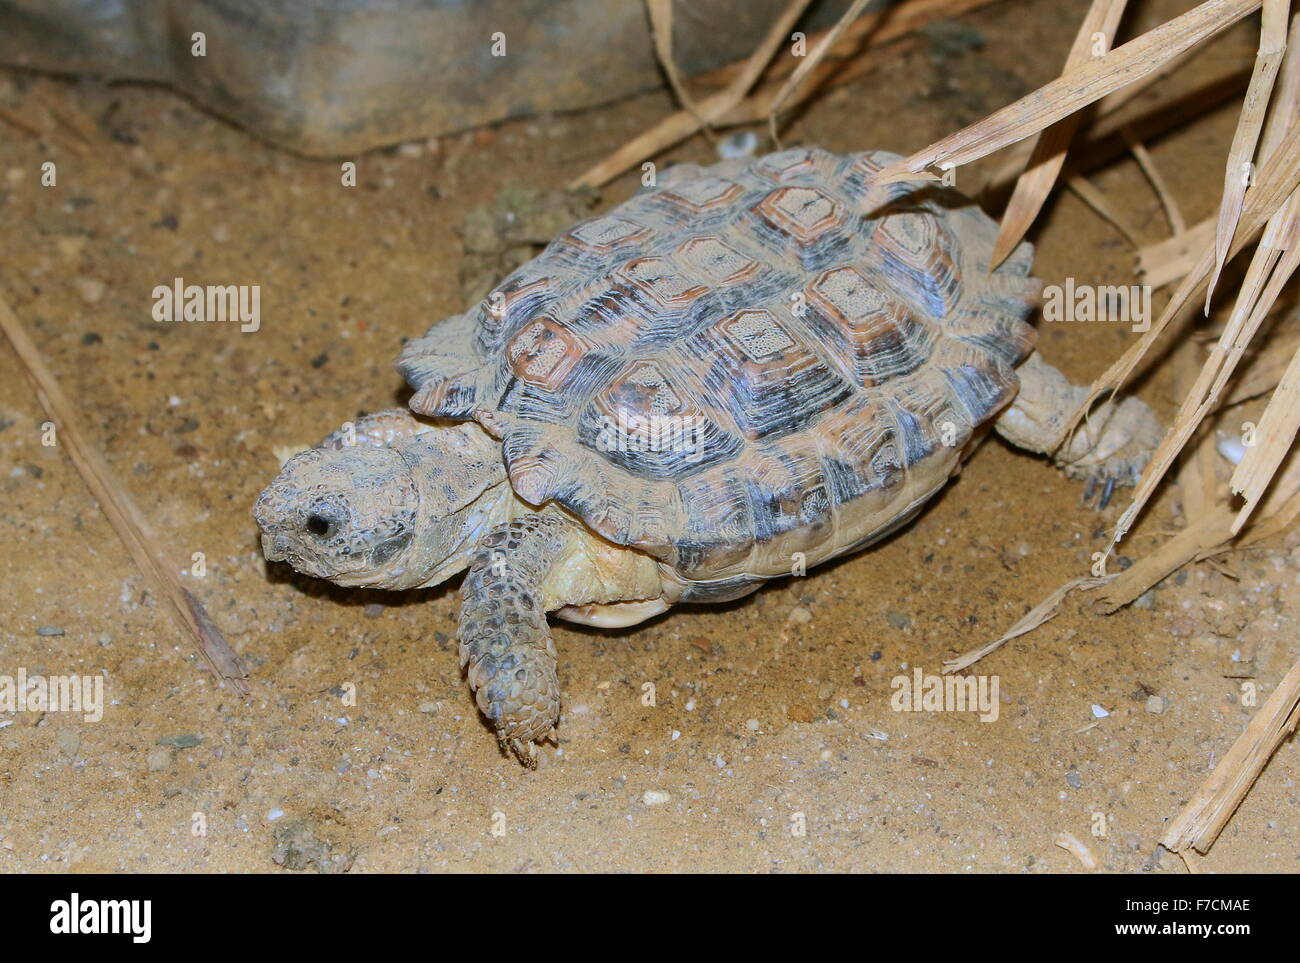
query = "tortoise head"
xmin=254 ymin=420 xmax=507 ymax=589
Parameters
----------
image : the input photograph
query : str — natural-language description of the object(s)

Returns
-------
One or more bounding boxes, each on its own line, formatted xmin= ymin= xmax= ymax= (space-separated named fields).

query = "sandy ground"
xmin=0 ymin=0 xmax=1295 ymax=873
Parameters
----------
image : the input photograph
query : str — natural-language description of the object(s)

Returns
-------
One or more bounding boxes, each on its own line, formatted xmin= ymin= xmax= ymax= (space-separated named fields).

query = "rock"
xmin=1145 ymin=695 xmax=1167 ymax=714
xmin=35 ymin=625 xmax=64 ymax=636
xmin=271 ymin=819 xmax=354 ymax=874
xmin=75 ymin=277 xmax=105 ymax=304
xmin=146 ymin=746 xmax=172 ymax=772
xmin=642 ymin=790 xmax=671 ymax=806
xmin=156 ymin=733 xmax=201 ymax=748
xmin=787 ymin=605 xmax=813 ymax=624
xmin=787 ymin=704 xmax=815 ymax=723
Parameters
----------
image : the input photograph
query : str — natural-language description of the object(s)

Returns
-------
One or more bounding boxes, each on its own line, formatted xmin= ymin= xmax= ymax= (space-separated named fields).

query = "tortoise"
xmin=254 ymin=148 xmax=1161 ymax=766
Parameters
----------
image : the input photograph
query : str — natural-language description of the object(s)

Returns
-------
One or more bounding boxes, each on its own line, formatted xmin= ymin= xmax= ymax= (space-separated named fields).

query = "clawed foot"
xmin=466 ymin=643 xmax=561 ymax=769
xmin=1059 ymin=396 xmax=1162 ymax=511
xmin=500 ymin=727 xmax=558 ymax=769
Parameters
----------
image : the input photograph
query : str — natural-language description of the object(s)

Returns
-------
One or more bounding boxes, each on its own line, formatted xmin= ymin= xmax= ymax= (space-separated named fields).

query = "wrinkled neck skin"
xmin=384 ymin=473 xmax=520 ymax=591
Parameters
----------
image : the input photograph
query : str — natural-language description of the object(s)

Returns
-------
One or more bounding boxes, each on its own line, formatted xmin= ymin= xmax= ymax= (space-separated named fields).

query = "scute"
xmin=399 ymin=148 xmax=1039 ymax=582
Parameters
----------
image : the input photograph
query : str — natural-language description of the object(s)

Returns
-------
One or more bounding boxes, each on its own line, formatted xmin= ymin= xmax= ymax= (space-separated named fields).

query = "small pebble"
xmin=1217 ymin=434 xmax=1246 ymax=465
xmin=363 ymin=603 xmax=384 ymax=618
xmin=1145 ymin=695 xmax=1167 ymax=714
xmin=1066 ymin=770 xmax=1083 ymax=789
xmin=788 ymin=605 xmax=812 ymax=624
xmin=36 ymin=625 xmax=64 ymax=637
xmin=718 ymin=130 xmax=759 ymax=159
xmin=642 ymin=790 xmax=671 ymax=806
xmin=75 ymin=277 xmax=105 ymax=304
xmin=1091 ymin=704 xmax=1109 ymax=718
xmin=146 ymin=746 xmax=172 ymax=772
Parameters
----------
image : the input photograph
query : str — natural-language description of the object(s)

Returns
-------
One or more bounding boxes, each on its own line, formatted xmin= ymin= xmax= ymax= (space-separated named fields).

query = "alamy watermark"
xmin=1042 ymin=277 xmax=1151 ymax=333
xmin=151 ymin=277 xmax=261 ymax=332
xmin=890 ymin=667 xmax=999 ymax=722
xmin=595 ymin=410 xmax=707 ymax=461
xmin=0 ymin=669 xmax=104 ymax=722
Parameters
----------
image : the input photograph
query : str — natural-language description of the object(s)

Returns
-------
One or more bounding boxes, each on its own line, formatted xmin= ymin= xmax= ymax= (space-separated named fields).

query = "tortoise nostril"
xmin=305 ymin=514 xmax=336 ymax=538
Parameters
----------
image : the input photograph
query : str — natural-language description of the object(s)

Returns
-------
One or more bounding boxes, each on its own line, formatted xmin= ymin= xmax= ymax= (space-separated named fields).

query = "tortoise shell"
xmin=397 ymin=148 xmax=1040 ymax=593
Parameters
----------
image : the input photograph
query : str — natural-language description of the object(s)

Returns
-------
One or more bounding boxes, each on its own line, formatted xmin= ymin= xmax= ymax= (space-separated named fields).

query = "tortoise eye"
xmin=305 ymin=513 xmax=337 ymax=539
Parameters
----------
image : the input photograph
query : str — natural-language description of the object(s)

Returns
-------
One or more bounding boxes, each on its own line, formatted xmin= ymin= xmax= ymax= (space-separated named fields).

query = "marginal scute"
xmin=396 ymin=149 xmax=1041 ymax=577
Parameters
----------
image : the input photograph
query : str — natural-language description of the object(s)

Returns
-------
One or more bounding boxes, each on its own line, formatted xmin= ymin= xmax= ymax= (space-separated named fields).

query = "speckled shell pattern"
xmin=398 ymin=148 xmax=1041 ymax=600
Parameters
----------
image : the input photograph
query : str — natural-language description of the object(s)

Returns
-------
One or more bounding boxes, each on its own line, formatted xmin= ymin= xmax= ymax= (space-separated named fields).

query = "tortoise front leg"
xmin=458 ymin=513 xmax=569 ymax=767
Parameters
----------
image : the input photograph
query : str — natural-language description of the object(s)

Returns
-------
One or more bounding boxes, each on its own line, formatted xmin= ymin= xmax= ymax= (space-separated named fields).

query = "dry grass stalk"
xmin=1229 ymin=335 xmax=1300 ymax=530
xmin=942 ymin=576 xmax=1112 ymax=673
xmin=1066 ymin=172 xmax=1142 ymax=247
xmin=984 ymin=58 xmax=1251 ymax=202
xmin=1161 ymin=653 xmax=1300 ymax=854
xmin=1123 ymin=126 xmax=1187 ymax=234
xmin=768 ymin=0 xmax=874 ymax=147
xmin=990 ymin=0 xmax=1129 ymax=267
xmin=1094 ymin=505 xmax=1236 ymax=611
xmin=1260 ymin=12 xmax=1300 ymax=155
xmin=1219 ymin=320 xmax=1300 ymax=406
xmin=0 ymin=104 xmax=90 ymax=158
xmin=572 ymin=0 xmax=1002 ymax=188
xmin=1105 ymin=182 xmax=1300 ymax=552
xmin=1205 ymin=0 xmax=1290 ymax=309
xmin=1094 ymin=440 xmax=1300 ymax=608
xmin=1135 ymin=18 xmax=1297 ymax=287
xmin=1054 ymin=831 xmax=1100 ymax=870
xmin=1174 ymin=342 xmax=1220 ymax=521
xmin=1057 ymin=99 xmax=1300 ymax=546
xmin=571 ymin=0 xmax=814 ymax=189
xmin=645 ymin=0 xmax=716 ymax=142
xmin=875 ymin=0 xmax=1263 ymax=183
xmin=1138 ymin=217 xmax=1215 ymax=286
xmin=0 ymin=291 xmax=249 ymax=695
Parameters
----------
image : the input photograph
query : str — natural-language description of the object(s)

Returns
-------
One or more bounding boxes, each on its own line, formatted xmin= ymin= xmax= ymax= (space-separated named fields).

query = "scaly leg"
xmin=457 ymin=511 xmax=668 ymax=765
xmin=994 ymin=352 xmax=1163 ymax=507
xmin=458 ymin=514 xmax=569 ymax=767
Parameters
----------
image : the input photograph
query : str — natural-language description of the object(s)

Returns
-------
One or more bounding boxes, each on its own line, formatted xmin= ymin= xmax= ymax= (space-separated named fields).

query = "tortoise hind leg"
xmin=994 ymin=352 xmax=1163 ymax=506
